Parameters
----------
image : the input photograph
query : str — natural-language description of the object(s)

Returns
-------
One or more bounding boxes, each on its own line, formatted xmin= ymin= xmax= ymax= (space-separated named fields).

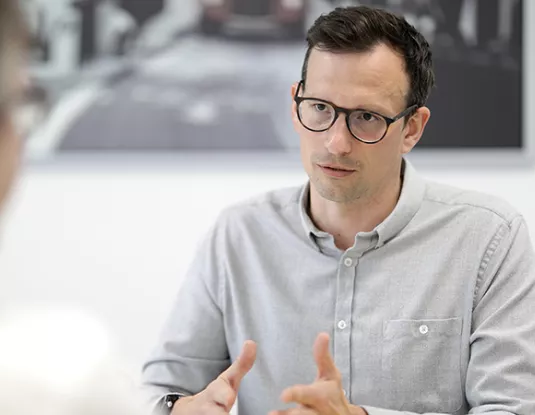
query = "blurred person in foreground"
xmin=142 ymin=5 xmax=535 ymax=415
xmin=0 ymin=0 xmax=24 ymax=207
xmin=0 ymin=2 xmax=151 ymax=414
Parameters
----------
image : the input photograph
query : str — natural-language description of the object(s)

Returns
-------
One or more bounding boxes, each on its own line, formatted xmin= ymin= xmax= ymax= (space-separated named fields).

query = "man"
xmin=142 ymin=6 xmax=535 ymax=415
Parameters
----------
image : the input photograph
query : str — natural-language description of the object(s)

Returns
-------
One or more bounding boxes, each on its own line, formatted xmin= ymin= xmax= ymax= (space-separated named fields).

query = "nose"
xmin=325 ymin=114 xmax=353 ymax=156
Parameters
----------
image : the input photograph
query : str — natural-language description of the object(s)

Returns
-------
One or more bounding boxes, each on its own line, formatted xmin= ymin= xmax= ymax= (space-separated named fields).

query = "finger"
xmin=203 ymin=341 xmax=257 ymax=410
xmin=280 ymin=383 xmax=329 ymax=408
xmin=219 ymin=340 xmax=257 ymax=391
xmin=203 ymin=379 xmax=235 ymax=410
xmin=313 ymin=332 xmax=340 ymax=381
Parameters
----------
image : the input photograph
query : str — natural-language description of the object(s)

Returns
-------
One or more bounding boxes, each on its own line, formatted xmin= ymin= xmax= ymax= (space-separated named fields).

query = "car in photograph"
xmin=198 ymin=0 xmax=308 ymax=39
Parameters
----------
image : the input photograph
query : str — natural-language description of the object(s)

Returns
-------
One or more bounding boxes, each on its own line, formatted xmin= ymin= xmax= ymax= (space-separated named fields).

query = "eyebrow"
xmin=305 ymin=94 xmax=395 ymax=117
xmin=355 ymin=103 xmax=395 ymax=116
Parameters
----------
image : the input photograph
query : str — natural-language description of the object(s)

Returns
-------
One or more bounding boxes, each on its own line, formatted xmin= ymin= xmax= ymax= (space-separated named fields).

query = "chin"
xmin=313 ymin=176 xmax=367 ymax=204
xmin=313 ymin=179 xmax=347 ymax=203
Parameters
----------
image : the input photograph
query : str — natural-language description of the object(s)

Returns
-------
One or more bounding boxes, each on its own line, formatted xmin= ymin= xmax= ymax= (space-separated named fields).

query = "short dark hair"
xmin=0 ymin=0 xmax=27 ymax=111
xmin=301 ymin=6 xmax=435 ymax=110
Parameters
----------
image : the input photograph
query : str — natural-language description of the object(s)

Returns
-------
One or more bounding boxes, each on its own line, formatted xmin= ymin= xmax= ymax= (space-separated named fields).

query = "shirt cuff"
xmin=154 ymin=393 xmax=185 ymax=415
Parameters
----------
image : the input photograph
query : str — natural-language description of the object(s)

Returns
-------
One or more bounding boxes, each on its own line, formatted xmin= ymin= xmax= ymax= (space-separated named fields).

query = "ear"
xmin=401 ymin=106 xmax=431 ymax=154
xmin=291 ymin=82 xmax=299 ymax=98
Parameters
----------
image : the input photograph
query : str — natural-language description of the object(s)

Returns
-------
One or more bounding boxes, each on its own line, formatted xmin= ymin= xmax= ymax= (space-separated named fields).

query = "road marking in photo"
xmin=26 ymin=83 xmax=105 ymax=159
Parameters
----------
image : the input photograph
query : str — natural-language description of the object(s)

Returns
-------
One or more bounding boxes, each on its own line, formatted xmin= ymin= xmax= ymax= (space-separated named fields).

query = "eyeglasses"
xmin=293 ymin=81 xmax=418 ymax=144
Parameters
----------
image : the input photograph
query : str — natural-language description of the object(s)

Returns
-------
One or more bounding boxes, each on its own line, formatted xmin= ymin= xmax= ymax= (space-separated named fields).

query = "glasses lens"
xmin=348 ymin=110 xmax=388 ymax=143
xmin=298 ymin=99 xmax=335 ymax=131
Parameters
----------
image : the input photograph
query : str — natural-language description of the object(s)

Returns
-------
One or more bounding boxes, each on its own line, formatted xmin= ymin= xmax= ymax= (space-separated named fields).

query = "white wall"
xmin=0 ymin=161 xmax=534 ymax=367
xmin=0 ymin=165 xmax=305 ymax=364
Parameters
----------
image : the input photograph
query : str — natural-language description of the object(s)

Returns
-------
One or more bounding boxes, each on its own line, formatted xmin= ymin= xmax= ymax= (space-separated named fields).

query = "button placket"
xmin=334 ymin=260 xmax=356 ymax=400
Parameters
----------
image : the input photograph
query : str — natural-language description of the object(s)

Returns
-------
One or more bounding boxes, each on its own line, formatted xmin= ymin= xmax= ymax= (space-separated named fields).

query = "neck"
xmin=309 ymin=174 xmax=402 ymax=251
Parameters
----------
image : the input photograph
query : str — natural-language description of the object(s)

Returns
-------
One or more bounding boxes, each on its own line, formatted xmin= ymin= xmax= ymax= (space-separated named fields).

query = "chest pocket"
xmin=381 ymin=318 xmax=463 ymax=414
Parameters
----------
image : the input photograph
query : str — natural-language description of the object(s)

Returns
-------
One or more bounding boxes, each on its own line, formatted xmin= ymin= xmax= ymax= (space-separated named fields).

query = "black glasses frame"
xmin=293 ymin=80 xmax=418 ymax=144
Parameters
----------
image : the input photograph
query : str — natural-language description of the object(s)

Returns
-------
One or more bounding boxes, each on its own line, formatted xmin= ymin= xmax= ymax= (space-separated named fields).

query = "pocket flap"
xmin=384 ymin=317 xmax=462 ymax=339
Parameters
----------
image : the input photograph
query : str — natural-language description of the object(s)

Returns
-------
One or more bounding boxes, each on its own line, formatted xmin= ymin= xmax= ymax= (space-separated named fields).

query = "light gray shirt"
xmin=142 ymin=160 xmax=535 ymax=415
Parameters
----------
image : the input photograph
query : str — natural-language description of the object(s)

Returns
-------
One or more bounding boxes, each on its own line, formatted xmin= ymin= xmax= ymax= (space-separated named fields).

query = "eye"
xmin=314 ymin=103 xmax=328 ymax=112
xmin=359 ymin=112 xmax=379 ymax=122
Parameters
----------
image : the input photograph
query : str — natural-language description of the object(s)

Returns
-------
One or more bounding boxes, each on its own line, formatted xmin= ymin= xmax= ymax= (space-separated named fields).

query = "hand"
xmin=171 ymin=340 xmax=257 ymax=414
xmin=269 ymin=333 xmax=367 ymax=415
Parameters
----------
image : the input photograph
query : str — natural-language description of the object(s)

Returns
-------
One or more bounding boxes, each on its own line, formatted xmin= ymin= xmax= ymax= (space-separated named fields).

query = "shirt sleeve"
xmin=363 ymin=215 xmax=535 ymax=415
xmin=141 ymin=220 xmax=230 ymax=407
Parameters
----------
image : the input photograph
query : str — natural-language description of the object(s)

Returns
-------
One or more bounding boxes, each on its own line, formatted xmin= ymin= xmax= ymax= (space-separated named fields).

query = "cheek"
xmin=361 ymin=133 xmax=402 ymax=167
xmin=380 ymin=126 xmax=405 ymax=155
xmin=300 ymin=128 xmax=328 ymax=155
xmin=299 ymin=131 xmax=314 ymax=159
xmin=291 ymin=103 xmax=300 ymax=129
xmin=298 ymin=131 xmax=326 ymax=175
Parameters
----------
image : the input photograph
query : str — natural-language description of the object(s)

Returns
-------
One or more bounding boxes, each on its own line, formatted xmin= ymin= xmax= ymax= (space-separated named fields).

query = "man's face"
xmin=291 ymin=44 xmax=430 ymax=204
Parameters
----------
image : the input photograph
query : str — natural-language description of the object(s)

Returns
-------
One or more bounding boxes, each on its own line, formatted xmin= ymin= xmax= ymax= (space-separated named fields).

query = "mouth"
xmin=317 ymin=164 xmax=356 ymax=178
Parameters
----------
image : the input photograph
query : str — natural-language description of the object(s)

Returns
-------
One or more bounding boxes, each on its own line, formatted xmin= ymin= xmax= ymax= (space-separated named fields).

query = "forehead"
xmin=304 ymin=44 xmax=410 ymax=111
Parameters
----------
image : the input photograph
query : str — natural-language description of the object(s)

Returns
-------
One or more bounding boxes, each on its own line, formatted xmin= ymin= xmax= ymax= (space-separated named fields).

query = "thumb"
xmin=313 ymin=332 xmax=340 ymax=381
xmin=219 ymin=340 xmax=257 ymax=392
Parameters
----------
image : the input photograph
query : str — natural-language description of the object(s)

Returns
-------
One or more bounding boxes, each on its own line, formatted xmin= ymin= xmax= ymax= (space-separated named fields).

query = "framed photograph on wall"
xmin=19 ymin=0 xmax=532 ymax=168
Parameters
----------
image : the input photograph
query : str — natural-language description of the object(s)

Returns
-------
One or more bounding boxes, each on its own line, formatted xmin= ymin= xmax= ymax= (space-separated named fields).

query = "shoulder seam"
xmin=423 ymin=196 xmax=515 ymax=226
xmin=473 ymin=215 xmax=524 ymax=306
xmin=227 ymin=189 xmax=300 ymax=214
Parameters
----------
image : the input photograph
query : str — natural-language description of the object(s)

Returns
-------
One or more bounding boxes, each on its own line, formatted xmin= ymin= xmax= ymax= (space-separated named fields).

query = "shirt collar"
xmin=299 ymin=158 xmax=426 ymax=250
xmin=375 ymin=159 xmax=426 ymax=247
xmin=298 ymin=182 xmax=328 ymax=241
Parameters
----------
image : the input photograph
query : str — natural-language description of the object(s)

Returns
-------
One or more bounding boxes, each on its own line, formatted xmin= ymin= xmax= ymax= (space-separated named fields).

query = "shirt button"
xmin=343 ymin=258 xmax=353 ymax=267
xmin=419 ymin=324 xmax=429 ymax=335
xmin=338 ymin=320 xmax=347 ymax=330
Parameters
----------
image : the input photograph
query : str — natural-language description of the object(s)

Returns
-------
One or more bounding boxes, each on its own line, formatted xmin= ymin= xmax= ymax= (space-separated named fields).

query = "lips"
xmin=318 ymin=164 xmax=355 ymax=178
xmin=319 ymin=164 xmax=355 ymax=172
